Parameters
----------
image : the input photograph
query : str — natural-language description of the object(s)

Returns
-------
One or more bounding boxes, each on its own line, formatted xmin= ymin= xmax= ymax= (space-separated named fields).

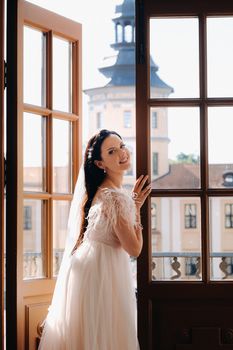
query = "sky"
xmin=27 ymin=0 xmax=121 ymax=90
xmin=24 ymin=0 xmax=233 ymax=165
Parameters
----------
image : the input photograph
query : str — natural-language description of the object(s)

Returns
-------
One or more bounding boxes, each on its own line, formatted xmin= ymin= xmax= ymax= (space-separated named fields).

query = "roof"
xmin=115 ymin=0 xmax=134 ymax=18
xmin=97 ymin=0 xmax=174 ymax=94
xmin=153 ymin=163 xmax=233 ymax=189
xmin=99 ymin=49 xmax=174 ymax=92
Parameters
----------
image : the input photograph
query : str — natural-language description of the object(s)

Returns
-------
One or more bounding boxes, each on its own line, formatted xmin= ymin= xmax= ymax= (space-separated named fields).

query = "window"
xmin=226 ymin=257 xmax=233 ymax=275
xmin=185 ymin=257 xmax=199 ymax=276
xmin=185 ymin=204 xmax=197 ymax=229
xmin=97 ymin=112 xmax=103 ymax=129
xmin=151 ymin=203 xmax=157 ymax=230
xmin=123 ymin=111 xmax=132 ymax=128
xmin=223 ymin=172 xmax=233 ymax=187
xmin=152 ymin=152 xmax=158 ymax=176
xmin=24 ymin=206 xmax=32 ymax=230
xmin=152 ymin=111 xmax=158 ymax=128
xmin=124 ymin=22 xmax=132 ymax=43
xmin=116 ymin=23 xmax=123 ymax=43
xmin=125 ymin=145 xmax=133 ymax=176
xmin=225 ymin=204 xmax=233 ymax=228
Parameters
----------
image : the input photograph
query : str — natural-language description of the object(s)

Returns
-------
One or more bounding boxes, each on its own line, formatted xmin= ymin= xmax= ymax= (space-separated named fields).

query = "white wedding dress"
xmin=39 ymin=187 xmax=140 ymax=350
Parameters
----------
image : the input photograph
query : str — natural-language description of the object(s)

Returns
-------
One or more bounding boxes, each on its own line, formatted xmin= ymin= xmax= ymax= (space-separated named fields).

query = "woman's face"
xmin=95 ymin=134 xmax=131 ymax=174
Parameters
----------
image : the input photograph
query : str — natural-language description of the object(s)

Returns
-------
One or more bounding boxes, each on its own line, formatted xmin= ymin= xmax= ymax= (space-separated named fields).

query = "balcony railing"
xmin=18 ymin=251 xmax=233 ymax=280
xmin=23 ymin=250 xmax=64 ymax=279
xmin=152 ymin=252 xmax=233 ymax=281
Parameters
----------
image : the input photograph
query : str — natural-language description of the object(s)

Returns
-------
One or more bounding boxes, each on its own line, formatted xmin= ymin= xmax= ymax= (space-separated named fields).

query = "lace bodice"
xmin=83 ymin=187 xmax=137 ymax=247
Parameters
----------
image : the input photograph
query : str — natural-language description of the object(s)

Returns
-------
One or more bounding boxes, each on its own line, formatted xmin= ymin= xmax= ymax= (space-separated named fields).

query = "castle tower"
xmin=85 ymin=0 xmax=173 ymax=187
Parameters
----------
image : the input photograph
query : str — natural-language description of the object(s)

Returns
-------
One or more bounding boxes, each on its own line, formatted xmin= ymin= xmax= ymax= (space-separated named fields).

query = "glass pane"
xmin=23 ymin=113 xmax=46 ymax=192
xmin=53 ymin=36 xmax=72 ymax=112
xmin=53 ymin=119 xmax=72 ymax=193
xmin=24 ymin=26 xmax=46 ymax=106
xmin=23 ymin=199 xmax=46 ymax=279
xmin=208 ymin=107 xmax=233 ymax=188
xmin=210 ymin=197 xmax=233 ymax=280
xmin=207 ymin=17 xmax=233 ymax=97
xmin=150 ymin=18 xmax=199 ymax=98
xmin=151 ymin=107 xmax=200 ymax=189
xmin=151 ymin=197 xmax=202 ymax=281
xmin=53 ymin=200 xmax=71 ymax=276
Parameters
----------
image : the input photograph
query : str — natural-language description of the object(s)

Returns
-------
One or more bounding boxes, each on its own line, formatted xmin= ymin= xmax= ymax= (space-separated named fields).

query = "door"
xmin=0 ymin=1 xmax=5 ymax=349
xmin=6 ymin=1 xmax=82 ymax=349
xmin=136 ymin=0 xmax=233 ymax=349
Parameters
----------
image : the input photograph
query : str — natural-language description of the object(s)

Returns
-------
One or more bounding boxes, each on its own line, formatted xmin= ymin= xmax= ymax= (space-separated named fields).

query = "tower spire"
xmin=99 ymin=0 xmax=173 ymax=94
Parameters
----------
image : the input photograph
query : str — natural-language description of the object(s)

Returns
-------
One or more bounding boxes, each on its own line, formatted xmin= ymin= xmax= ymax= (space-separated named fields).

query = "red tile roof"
xmin=152 ymin=163 xmax=233 ymax=189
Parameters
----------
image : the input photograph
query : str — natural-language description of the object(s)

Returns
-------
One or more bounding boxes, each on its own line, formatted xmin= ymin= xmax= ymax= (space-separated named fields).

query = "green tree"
xmin=175 ymin=152 xmax=199 ymax=164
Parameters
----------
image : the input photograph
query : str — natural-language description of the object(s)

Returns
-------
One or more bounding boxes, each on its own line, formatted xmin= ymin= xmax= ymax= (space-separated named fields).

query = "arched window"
xmin=124 ymin=23 xmax=132 ymax=42
xmin=116 ymin=23 xmax=123 ymax=43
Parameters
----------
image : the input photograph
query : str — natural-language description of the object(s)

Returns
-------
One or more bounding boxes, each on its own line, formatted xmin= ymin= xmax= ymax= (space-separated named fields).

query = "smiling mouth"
xmin=119 ymin=158 xmax=128 ymax=164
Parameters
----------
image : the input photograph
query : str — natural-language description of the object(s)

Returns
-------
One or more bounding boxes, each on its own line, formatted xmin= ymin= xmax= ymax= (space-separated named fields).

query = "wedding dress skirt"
xmin=39 ymin=188 xmax=140 ymax=350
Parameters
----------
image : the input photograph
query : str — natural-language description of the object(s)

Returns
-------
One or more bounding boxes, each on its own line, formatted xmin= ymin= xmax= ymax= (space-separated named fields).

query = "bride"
xmin=39 ymin=129 xmax=151 ymax=350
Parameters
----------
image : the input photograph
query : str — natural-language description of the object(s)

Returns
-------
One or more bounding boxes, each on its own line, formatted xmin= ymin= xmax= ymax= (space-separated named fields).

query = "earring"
xmin=103 ymin=169 xmax=106 ymax=173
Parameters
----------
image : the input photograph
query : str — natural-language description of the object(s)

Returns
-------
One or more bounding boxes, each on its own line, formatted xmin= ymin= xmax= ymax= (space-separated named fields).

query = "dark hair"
xmin=71 ymin=129 xmax=122 ymax=254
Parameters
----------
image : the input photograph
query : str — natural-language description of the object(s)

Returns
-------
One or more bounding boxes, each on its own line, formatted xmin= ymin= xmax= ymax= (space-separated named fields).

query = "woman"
xmin=39 ymin=129 xmax=151 ymax=350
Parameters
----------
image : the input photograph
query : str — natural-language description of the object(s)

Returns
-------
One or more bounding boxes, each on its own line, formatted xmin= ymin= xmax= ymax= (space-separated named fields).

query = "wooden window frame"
xmin=22 ymin=2 xmax=82 ymax=285
xmin=6 ymin=2 xmax=82 ymax=348
xmin=0 ymin=1 xmax=4 ymax=349
xmin=136 ymin=1 xmax=233 ymax=348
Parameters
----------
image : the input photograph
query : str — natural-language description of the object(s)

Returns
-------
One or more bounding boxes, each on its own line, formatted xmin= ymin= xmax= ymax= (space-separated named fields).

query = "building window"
xmin=124 ymin=23 xmax=132 ymax=42
xmin=152 ymin=111 xmax=158 ymax=128
xmin=96 ymin=112 xmax=103 ymax=129
xmin=226 ymin=257 xmax=233 ymax=275
xmin=116 ymin=23 xmax=123 ymax=43
xmin=151 ymin=203 xmax=157 ymax=230
xmin=185 ymin=257 xmax=198 ymax=276
xmin=24 ymin=206 xmax=32 ymax=230
xmin=125 ymin=145 xmax=133 ymax=176
xmin=225 ymin=204 xmax=233 ymax=228
xmin=185 ymin=204 xmax=197 ymax=229
xmin=123 ymin=111 xmax=132 ymax=128
xmin=223 ymin=172 xmax=233 ymax=187
xmin=152 ymin=152 xmax=158 ymax=176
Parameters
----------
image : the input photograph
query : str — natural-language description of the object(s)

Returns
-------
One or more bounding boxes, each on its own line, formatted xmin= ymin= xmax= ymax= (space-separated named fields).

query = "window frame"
xmin=136 ymin=1 xmax=233 ymax=349
xmin=0 ymin=1 xmax=4 ymax=348
xmin=136 ymin=1 xmax=233 ymax=287
xmin=22 ymin=15 xmax=81 ymax=282
xmin=5 ymin=2 xmax=82 ymax=348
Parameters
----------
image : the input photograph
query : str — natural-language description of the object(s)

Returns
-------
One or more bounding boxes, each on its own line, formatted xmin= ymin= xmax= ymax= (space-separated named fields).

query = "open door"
xmin=6 ymin=1 xmax=82 ymax=348
xmin=136 ymin=0 xmax=233 ymax=349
